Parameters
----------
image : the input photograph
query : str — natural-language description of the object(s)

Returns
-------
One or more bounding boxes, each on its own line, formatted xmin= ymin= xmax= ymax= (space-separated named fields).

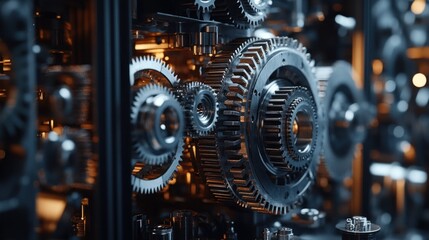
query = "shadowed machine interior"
xmin=0 ymin=0 xmax=428 ymax=239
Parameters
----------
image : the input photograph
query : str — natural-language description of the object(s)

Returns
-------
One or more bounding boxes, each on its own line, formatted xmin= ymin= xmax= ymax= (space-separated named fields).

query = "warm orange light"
xmin=407 ymin=47 xmax=429 ymax=59
xmin=36 ymin=193 xmax=66 ymax=222
xmin=411 ymin=0 xmax=426 ymax=15
xmin=134 ymin=43 xmax=169 ymax=50
xmin=372 ymin=59 xmax=383 ymax=75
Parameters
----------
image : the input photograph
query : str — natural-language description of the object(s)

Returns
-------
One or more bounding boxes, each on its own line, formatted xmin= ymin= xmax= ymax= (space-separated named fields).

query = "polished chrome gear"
xmin=129 ymin=56 xmax=185 ymax=194
xmin=130 ymin=56 xmax=179 ymax=88
xmin=129 ymin=55 xmax=182 ymax=164
xmin=316 ymin=61 xmax=369 ymax=181
xmin=131 ymin=84 xmax=185 ymax=166
xmin=200 ymin=37 xmax=322 ymax=214
xmin=130 ymin=84 xmax=184 ymax=194
xmin=212 ymin=0 xmax=270 ymax=29
xmin=178 ymin=82 xmax=218 ymax=137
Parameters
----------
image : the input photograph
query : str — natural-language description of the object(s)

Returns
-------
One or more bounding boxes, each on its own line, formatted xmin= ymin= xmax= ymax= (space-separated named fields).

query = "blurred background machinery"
xmin=0 ymin=0 xmax=428 ymax=239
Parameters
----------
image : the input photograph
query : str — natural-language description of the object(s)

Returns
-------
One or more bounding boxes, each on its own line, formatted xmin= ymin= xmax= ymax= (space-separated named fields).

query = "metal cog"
xmin=316 ymin=61 xmax=368 ymax=182
xmin=130 ymin=84 xmax=185 ymax=194
xmin=129 ymin=56 xmax=185 ymax=194
xmin=194 ymin=0 xmax=215 ymax=13
xmin=200 ymin=37 xmax=322 ymax=214
xmin=178 ymin=81 xmax=218 ymax=137
xmin=129 ymin=55 xmax=182 ymax=163
xmin=130 ymin=55 xmax=179 ymax=88
xmin=130 ymin=83 xmax=185 ymax=166
xmin=212 ymin=0 xmax=269 ymax=29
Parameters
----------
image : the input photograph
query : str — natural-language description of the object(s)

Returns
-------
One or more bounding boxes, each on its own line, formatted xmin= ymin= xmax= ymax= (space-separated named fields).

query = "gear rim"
xmin=200 ymin=37 xmax=322 ymax=214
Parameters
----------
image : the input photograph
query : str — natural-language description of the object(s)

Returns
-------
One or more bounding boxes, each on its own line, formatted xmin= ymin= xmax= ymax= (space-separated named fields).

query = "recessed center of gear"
xmin=196 ymin=93 xmax=216 ymax=127
xmin=158 ymin=106 xmax=180 ymax=145
xmin=292 ymin=110 xmax=313 ymax=154
xmin=178 ymin=82 xmax=218 ymax=137
xmin=139 ymin=93 xmax=180 ymax=151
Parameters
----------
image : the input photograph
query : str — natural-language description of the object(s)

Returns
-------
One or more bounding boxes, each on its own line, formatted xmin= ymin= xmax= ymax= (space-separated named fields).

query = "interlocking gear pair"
xmin=129 ymin=37 xmax=370 ymax=214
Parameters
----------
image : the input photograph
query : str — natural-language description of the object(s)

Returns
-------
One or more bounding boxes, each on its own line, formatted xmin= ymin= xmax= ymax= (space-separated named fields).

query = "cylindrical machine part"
xmin=150 ymin=225 xmax=173 ymax=240
xmin=336 ymin=216 xmax=380 ymax=240
xmin=133 ymin=214 xmax=150 ymax=240
xmin=278 ymin=227 xmax=294 ymax=240
xmin=171 ymin=210 xmax=194 ymax=240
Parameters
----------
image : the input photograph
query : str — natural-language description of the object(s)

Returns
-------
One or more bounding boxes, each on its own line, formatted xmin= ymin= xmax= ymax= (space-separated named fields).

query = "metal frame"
xmin=94 ymin=0 xmax=132 ymax=239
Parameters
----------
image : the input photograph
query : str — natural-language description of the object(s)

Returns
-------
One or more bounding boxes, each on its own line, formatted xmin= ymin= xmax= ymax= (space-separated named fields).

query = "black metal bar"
xmin=362 ymin=0 xmax=374 ymax=218
xmin=95 ymin=0 xmax=131 ymax=239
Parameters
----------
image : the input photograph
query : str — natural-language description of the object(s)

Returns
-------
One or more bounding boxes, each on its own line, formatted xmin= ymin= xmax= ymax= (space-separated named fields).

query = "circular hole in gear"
xmin=292 ymin=110 xmax=313 ymax=154
xmin=195 ymin=91 xmax=216 ymax=127
xmin=159 ymin=106 xmax=180 ymax=145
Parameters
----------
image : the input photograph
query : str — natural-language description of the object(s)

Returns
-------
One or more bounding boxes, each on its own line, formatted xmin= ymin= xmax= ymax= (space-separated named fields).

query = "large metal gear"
xmin=199 ymin=37 xmax=322 ymax=214
xmin=212 ymin=0 xmax=270 ymax=29
xmin=316 ymin=61 xmax=370 ymax=181
xmin=129 ymin=56 xmax=185 ymax=194
xmin=177 ymin=81 xmax=218 ymax=137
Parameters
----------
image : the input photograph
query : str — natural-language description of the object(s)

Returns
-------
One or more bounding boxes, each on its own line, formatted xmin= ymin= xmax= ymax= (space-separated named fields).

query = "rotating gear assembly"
xmin=316 ymin=61 xmax=371 ymax=181
xmin=212 ymin=0 xmax=270 ymax=29
xmin=177 ymin=81 xmax=218 ymax=137
xmin=199 ymin=37 xmax=323 ymax=214
xmin=129 ymin=56 xmax=185 ymax=194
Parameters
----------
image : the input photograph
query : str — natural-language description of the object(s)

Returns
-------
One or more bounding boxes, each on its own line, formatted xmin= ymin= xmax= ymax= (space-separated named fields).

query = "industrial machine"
xmin=0 ymin=0 xmax=428 ymax=239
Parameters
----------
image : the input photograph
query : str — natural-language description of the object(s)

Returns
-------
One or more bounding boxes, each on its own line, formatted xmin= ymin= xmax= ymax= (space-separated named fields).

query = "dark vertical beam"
xmin=95 ymin=0 xmax=131 ymax=239
xmin=362 ymin=0 xmax=374 ymax=218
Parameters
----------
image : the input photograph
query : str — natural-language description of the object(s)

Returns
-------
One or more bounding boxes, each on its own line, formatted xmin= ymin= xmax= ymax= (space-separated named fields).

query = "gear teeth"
xmin=129 ymin=60 xmax=184 ymax=194
xmin=177 ymin=82 xmax=218 ymax=137
xmin=211 ymin=0 xmax=268 ymax=29
xmin=129 ymin=56 xmax=179 ymax=87
xmin=131 ymin=84 xmax=182 ymax=165
xmin=199 ymin=37 xmax=319 ymax=215
xmin=132 ymin=141 xmax=184 ymax=194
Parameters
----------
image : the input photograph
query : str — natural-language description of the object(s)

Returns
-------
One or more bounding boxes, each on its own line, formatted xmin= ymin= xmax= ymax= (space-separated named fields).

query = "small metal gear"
xmin=129 ymin=56 xmax=185 ymax=194
xmin=130 ymin=84 xmax=185 ymax=166
xmin=212 ymin=0 xmax=270 ymax=29
xmin=316 ymin=61 xmax=369 ymax=181
xmin=194 ymin=0 xmax=215 ymax=13
xmin=130 ymin=84 xmax=184 ymax=194
xmin=129 ymin=55 xmax=182 ymax=164
xmin=200 ymin=37 xmax=322 ymax=214
xmin=178 ymin=82 xmax=218 ymax=137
